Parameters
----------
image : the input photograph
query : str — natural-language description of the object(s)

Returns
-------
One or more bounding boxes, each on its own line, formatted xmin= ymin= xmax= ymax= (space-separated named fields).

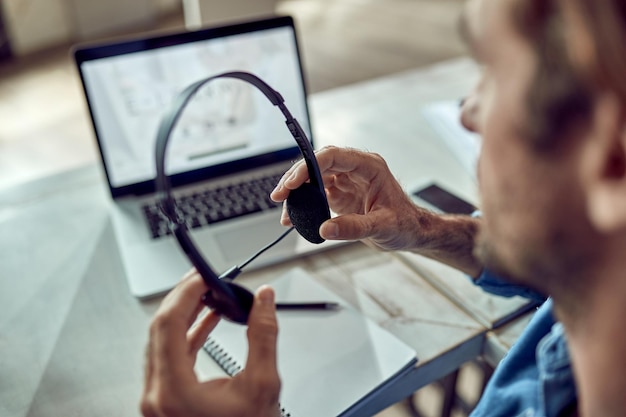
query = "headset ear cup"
xmin=286 ymin=182 xmax=331 ymax=244
xmin=202 ymin=281 xmax=254 ymax=324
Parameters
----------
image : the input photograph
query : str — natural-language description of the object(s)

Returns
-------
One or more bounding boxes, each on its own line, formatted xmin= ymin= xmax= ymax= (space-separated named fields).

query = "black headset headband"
xmin=155 ymin=71 xmax=329 ymax=323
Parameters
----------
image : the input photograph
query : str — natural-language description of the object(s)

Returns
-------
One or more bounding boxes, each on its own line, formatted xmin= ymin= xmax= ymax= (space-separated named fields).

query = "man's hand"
xmin=271 ymin=146 xmax=482 ymax=277
xmin=141 ymin=270 xmax=281 ymax=417
xmin=271 ymin=146 xmax=434 ymax=251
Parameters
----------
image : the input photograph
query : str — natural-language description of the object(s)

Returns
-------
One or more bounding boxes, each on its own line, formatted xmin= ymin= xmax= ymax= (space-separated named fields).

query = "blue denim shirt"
xmin=469 ymin=269 xmax=577 ymax=417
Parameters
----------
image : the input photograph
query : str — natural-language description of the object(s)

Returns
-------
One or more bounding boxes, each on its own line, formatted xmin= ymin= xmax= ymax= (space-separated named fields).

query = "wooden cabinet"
xmin=0 ymin=3 xmax=11 ymax=61
xmin=183 ymin=0 xmax=278 ymax=29
xmin=1 ymin=0 xmax=73 ymax=55
xmin=68 ymin=0 xmax=155 ymax=40
xmin=0 ymin=0 xmax=178 ymax=56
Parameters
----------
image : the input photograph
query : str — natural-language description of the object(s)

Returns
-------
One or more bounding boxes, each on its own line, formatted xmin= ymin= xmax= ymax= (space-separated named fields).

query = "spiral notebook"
xmin=203 ymin=268 xmax=418 ymax=417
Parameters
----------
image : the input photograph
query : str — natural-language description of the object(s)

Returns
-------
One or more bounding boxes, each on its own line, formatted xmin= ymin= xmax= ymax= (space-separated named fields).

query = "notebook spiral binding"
xmin=203 ymin=337 xmax=292 ymax=417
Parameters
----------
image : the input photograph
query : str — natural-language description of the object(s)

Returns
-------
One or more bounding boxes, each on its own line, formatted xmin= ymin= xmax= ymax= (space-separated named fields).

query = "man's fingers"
xmin=244 ymin=286 xmax=280 ymax=384
xmin=181 ymin=267 xmax=198 ymax=281
xmin=149 ymin=274 xmax=209 ymax=380
xmin=157 ymin=273 xmax=208 ymax=330
xmin=319 ymin=213 xmax=382 ymax=241
xmin=143 ymin=336 xmax=155 ymax=399
xmin=188 ymin=309 xmax=221 ymax=354
xmin=271 ymin=147 xmax=386 ymax=201
xmin=271 ymin=158 xmax=308 ymax=201
xmin=302 ymin=147 xmax=384 ymax=183
xmin=277 ymin=200 xmax=293 ymax=226
xmin=241 ymin=286 xmax=281 ymax=408
xmin=270 ymin=147 xmax=343 ymax=201
xmin=143 ymin=275 xmax=208 ymax=416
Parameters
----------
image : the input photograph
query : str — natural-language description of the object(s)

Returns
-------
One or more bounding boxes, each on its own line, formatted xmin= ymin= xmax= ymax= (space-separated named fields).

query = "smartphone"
xmin=411 ymin=183 xmax=477 ymax=215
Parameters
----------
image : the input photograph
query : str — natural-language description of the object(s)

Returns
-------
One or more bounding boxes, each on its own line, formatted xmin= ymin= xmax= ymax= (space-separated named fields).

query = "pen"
xmin=276 ymin=302 xmax=340 ymax=310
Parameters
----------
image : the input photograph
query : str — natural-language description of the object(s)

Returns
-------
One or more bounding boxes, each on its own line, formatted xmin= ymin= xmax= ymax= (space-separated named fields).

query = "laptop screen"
xmin=74 ymin=16 xmax=310 ymax=196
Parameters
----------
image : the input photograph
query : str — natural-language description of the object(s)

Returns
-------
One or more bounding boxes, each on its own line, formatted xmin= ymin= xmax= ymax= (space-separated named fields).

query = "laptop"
xmin=74 ymin=15 xmax=343 ymax=299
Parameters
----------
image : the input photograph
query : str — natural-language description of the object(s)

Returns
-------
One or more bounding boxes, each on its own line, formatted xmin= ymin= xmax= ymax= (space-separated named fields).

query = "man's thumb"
xmin=245 ymin=286 xmax=279 ymax=372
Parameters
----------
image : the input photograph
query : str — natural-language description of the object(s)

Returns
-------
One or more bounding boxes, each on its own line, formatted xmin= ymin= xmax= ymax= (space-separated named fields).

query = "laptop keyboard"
xmin=142 ymin=172 xmax=283 ymax=239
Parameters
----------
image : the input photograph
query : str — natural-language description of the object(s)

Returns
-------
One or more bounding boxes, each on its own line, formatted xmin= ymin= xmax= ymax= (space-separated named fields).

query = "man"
xmin=141 ymin=0 xmax=626 ymax=416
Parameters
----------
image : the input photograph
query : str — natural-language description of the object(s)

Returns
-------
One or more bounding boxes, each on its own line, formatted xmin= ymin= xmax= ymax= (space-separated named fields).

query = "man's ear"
xmin=581 ymin=92 xmax=626 ymax=233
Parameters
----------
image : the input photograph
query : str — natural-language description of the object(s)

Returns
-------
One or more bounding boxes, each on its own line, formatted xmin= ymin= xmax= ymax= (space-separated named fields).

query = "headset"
xmin=155 ymin=71 xmax=331 ymax=325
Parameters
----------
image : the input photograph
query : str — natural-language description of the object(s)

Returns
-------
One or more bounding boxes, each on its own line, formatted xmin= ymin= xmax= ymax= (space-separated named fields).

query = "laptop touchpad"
xmin=215 ymin=221 xmax=296 ymax=265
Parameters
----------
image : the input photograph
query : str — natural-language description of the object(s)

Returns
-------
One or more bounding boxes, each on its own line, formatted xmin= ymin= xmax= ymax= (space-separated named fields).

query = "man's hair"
xmin=510 ymin=0 xmax=593 ymax=152
xmin=568 ymin=0 xmax=626 ymax=102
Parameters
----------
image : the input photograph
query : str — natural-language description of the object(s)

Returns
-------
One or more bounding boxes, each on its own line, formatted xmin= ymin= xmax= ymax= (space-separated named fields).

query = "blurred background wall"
xmin=0 ymin=0 xmax=179 ymax=56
